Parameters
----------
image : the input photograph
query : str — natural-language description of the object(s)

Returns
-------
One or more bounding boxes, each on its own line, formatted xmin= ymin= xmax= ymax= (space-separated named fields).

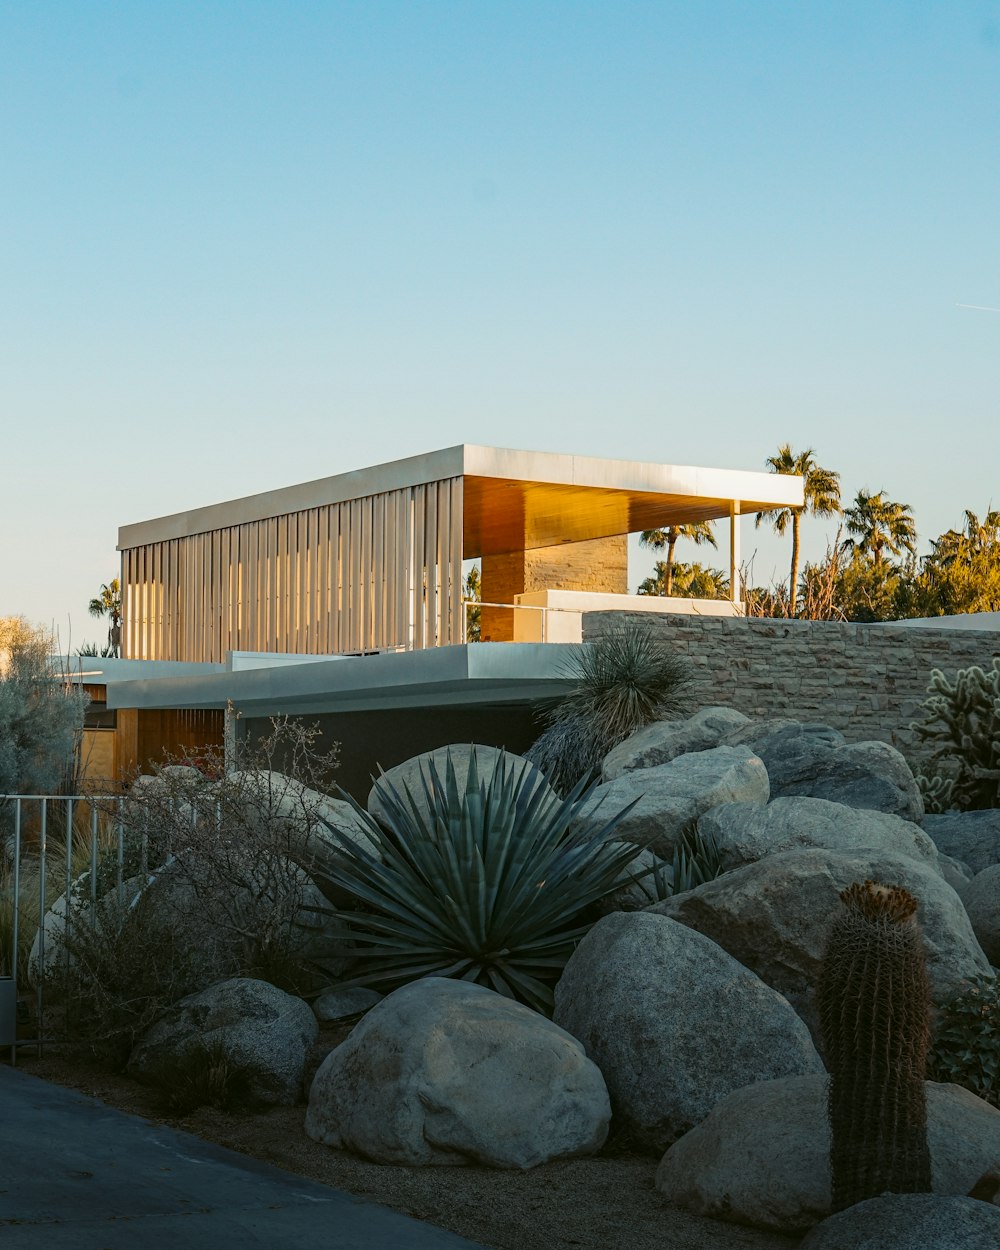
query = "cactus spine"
xmin=818 ymin=881 xmax=932 ymax=1211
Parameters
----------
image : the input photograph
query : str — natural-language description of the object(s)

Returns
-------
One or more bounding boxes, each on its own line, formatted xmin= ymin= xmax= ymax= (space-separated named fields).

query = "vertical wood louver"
xmin=120 ymin=477 xmax=464 ymax=662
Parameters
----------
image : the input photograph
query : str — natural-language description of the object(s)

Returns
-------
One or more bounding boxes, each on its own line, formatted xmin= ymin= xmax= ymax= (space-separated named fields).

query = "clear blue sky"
xmin=2 ymin=1 xmax=998 ymax=641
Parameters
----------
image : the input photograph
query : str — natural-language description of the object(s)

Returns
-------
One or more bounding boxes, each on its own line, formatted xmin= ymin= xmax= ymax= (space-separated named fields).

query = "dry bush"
xmin=44 ymin=717 xmax=344 ymax=1065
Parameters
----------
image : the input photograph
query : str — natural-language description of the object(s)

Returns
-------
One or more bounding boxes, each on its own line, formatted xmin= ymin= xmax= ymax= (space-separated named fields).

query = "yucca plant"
xmin=313 ymin=748 xmax=642 ymax=1014
xmin=526 ymin=618 xmax=696 ymax=793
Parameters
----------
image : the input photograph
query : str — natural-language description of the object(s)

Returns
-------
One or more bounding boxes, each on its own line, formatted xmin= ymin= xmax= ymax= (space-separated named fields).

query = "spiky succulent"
xmin=314 ymin=748 xmax=641 ymax=1013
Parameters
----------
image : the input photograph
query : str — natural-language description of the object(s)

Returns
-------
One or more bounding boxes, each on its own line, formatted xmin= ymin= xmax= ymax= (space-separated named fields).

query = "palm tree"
xmin=755 ymin=445 xmax=841 ymax=614
xmin=88 ymin=578 xmax=122 ymax=657
xmin=640 ymin=522 xmax=716 ymax=596
xmin=638 ymin=560 xmax=729 ymax=600
xmin=929 ymin=509 xmax=1000 ymax=564
xmin=840 ymin=491 xmax=916 ymax=569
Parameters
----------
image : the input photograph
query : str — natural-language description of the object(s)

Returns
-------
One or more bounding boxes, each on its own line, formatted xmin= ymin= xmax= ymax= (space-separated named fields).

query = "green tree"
xmin=463 ymin=564 xmax=482 ymax=642
xmin=639 ymin=522 xmax=716 ymax=597
xmin=841 ymin=490 xmax=916 ymax=569
xmin=638 ymin=560 xmax=729 ymax=600
xmin=0 ymin=618 xmax=87 ymax=795
xmin=913 ymin=509 xmax=1000 ymax=617
xmin=88 ymin=578 xmax=122 ymax=657
xmin=755 ymin=445 xmax=841 ymax=615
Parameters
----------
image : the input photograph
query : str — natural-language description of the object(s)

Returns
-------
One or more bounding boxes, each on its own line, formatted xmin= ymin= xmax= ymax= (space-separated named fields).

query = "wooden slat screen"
xmin=121 ymin=477 xmax=465 ymax=662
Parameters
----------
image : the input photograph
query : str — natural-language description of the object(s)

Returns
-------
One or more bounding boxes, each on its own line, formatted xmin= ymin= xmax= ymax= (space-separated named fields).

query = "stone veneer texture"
xmin=582 ymin=612 xmax=1000 ymax=760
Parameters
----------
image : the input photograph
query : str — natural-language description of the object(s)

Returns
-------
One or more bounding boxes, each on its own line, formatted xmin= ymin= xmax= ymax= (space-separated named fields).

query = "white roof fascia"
xmin=119 ymin=444 xmax=803 ymax=550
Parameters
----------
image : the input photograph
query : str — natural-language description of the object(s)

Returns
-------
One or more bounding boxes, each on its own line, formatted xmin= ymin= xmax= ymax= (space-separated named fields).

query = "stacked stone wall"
xmin=582 ymin=612 xmax=1000 ymax=761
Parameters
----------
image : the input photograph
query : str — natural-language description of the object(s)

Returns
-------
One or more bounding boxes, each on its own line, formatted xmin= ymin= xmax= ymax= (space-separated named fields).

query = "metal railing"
xmin=1 ymin=794 xmax=125 ymax=1064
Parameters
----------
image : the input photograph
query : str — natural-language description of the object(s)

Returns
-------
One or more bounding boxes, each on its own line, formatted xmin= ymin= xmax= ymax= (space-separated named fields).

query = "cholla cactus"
xmin=910 ymin=659 xmax=1000 ymax=810
xmin=818 ymin=881 xmax=932 ymax=1212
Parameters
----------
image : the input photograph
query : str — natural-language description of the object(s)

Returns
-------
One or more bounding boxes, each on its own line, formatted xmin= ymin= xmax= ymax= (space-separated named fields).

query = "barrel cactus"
xmin=817 ymin=881 xmax=932 ymax=1211
xmin=910 ymin=659 xmax=1000 ymax=810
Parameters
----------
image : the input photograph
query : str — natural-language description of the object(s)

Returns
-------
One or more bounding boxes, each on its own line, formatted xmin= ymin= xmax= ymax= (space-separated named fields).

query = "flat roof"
xmin=104 ymin=643 xmax=578 ymax=716
xmin=119 ymin=444 xmax=804 ymax=555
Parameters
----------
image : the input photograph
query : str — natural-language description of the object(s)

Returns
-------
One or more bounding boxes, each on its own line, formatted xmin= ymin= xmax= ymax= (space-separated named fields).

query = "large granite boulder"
xmin=367 ymin=745 xmax=554 ymax=831
xmin=601 ymin=707 xmax=750 ymax=781
xmin=656 ymin=1073 xmax=1000 ymax=1234
xmin=128 ymin=977 xmax=317 ymax=1106
xmin=698 ymin=797 xmax=942 ymax=874
xmin=961 ymin=865 xmax=1000 ymax=965
xmin=305 ymin=978 xmax=610 ymax=1168
xmin=724 ymin=720 xmax=923 ymax=821
xmin=722 ymin=719 xmax=845 ymax=771
xmin=227 ymin=770 xmax=379 ymax=858
xmin=799 ymin=1194 xmax=1000 ymax=1250
xmin=655 ymin=847 xmax=991 ymax=1033
xmin=552 ymin=911 xmax=823 ymax=1152
xmin=574 ymin=746 xmax=769 ymax=857
xmin=923 ymin=810 xmax=1000 ymax=876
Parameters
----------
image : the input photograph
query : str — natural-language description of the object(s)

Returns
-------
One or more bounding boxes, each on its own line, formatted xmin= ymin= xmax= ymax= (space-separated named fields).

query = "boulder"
xmin=227 ymin=770 xmax=380 ymax=861
xmin=28 ymin=873 xmax=145 ymax=985
xmin=128 ymin=977 xmax=318 ymax=1106
xmin=305 ymin=978 xmax=610 ymax=1168
xmin=799 ymin=1194 xmax=1000 ymax=1250
xmin=135 ymin=851 xmax=347 ymax=983
xmin=574 ymin=746 xmax=769 ymax=857
xmin=597 ymin=846 xmax=673 ymax=913
xmin=699 ymin=797 xmax=941 ymax=874
xmin=722 ymin=719 xmax=846 ymax=771
xmin=656 ymin=1073 xmax=1000 ymax=1234
xmin=923 ymin=810 xmax=1000 ymax=876
xmin=367 ymin=745 xmax=554 ymax=831
xmin=655 ymin=847 xmax=991 ymax=1034
xmin=938 ymin=852 xmax=974 ymax=892
xmin=601 ymin=707 xmax=750 ymax=781
xmin=724 ymin=721 xmax=923 ymax=821
xmin=960 ymin=866 xmax=1000 ymax=965
xmin=552 ymin=911 xmax=823 ymax=1152
xmin=313 ymin=986 xmax=383 ymax=1022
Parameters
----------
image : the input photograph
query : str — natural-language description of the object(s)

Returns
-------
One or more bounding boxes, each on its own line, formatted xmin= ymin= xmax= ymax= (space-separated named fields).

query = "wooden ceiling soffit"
xmin=462 ymin=476 xmax=751 ymax=556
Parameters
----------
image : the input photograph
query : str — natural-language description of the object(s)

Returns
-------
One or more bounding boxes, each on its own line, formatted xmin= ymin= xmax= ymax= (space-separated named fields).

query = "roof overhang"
xmin=104 ymin=643 xmax=577 ymax=717
xmin=118 ymin=444 xmax=804 ymax=556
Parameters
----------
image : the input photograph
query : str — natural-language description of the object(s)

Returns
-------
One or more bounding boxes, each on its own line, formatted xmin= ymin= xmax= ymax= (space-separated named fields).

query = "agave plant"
xmin=313 ymin=748 xmax=642 ymax=1014
xmin=526 ymin=618 xmax=697 ymax=793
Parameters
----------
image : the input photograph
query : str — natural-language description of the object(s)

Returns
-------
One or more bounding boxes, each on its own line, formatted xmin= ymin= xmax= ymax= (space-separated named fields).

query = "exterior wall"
xmin=116 ymin=708 xmax=224 ymax=778
xmin=241 ymin=703 xmax=542 ymax=802
xmin=582 ymin=612 xmax=1000 ymax=759
xmin=121 ymin=477 xmax=464 ymax=662
xmin=481 ymin=535 xmax=628 ymax=642
xmin=79 ymin=729 xmax=117 ymax=788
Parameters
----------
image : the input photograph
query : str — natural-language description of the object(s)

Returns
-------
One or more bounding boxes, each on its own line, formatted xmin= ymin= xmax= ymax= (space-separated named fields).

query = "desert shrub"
xmin=143 ymin=1035 xmax=256 ymax=1115
xmin=43 ymin=717 xmax=342 ymax=1062
xmin=314 ymin=747 xmax=643 ymax=1014
xmin=929 ymin=974 xmax=1000 ymax=1109
xmin=0 ymin=618 xmax=86 ymax=800
xmin=525 ymin=617 xmax=697 ymax=793
xmin=910 ymin=660 xmax=1000 ymax=811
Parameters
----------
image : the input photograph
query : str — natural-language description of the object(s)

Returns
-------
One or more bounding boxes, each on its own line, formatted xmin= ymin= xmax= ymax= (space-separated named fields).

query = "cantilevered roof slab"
xmin=104 ymin=643 xmax=578 ymax=717
xmin=119 ymin=444 xmax=803 ymax=556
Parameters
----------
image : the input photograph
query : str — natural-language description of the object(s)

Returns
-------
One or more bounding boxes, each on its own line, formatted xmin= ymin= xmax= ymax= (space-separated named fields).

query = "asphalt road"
xmin=0 ymin=1064 xmax=489 ymax=1250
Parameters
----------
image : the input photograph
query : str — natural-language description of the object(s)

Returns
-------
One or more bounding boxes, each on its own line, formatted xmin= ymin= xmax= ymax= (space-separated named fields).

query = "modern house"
xmin=79 ymin=445 xmax=804 ymax=793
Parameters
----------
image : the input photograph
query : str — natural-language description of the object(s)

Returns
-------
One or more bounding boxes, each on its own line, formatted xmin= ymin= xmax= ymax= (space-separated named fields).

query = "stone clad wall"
xmin=581 ymin=612 xmax=1000 ymax=760
xmin=481 ymin=536 xmax=628 ymax=642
